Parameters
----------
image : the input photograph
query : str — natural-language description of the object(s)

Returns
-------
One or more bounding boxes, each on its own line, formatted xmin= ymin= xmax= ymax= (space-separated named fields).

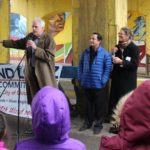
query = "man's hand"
xmin=0 ymin=40 xmax=3 ymax=44
xmin=26 ymin=40 xmax=37 ymax=49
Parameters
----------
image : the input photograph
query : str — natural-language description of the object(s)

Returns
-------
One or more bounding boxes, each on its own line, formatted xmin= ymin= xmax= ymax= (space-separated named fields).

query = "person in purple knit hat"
xmin=14 ymin=86 xmax=86 ymax=150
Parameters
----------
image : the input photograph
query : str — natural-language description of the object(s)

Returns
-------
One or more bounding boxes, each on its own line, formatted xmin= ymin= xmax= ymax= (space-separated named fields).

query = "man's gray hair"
xmin=32 ymin=17 xmax=45 ymax=28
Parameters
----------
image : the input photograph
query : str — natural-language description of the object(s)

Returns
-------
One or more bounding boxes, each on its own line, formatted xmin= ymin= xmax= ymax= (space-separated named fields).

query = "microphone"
xmin=26 ymin=33 xmax=38 ymax=59
xmin=26 ymin=41 xmax=32 ymax=58
xmin=27 ymin=33 xmax=38 ymax=44
xmin=26 ymin=33 xmax=38 ymax=49
xmin=112 ymin=52 xmax=115 ymax=57
xmin=111 ymin=47 xmax=118 ymax=57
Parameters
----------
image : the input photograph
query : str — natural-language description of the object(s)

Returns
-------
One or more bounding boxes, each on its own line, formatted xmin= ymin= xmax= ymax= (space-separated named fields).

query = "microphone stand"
xmin=0 ymin=54 xmax=25 ymax=141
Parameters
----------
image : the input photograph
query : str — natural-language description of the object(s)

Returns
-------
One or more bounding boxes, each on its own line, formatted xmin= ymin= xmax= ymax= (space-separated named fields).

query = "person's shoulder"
xmin=15 ymin=138 xmax=33 ymax=146
xmin=64 ymin=138 xmax=86 ymax=150
xmin=99 ymin=46 xmax=107 ymax=52
xmin=82 ymin=47 xmax=90 ymax=54
xmin=127 ymin=41 xmax=140 ymax=53
xmin=128 ymin=41 xmax=139 ymax=49
xmin=41 ymin=33 xmax=55 ymax=43
xmin=101 ymin=47 xmax=111 ymax=56
xmin=43 ymin=32 xmax=53 ymax=39
xmin=14 ymin=138 xmax=36 ymax=150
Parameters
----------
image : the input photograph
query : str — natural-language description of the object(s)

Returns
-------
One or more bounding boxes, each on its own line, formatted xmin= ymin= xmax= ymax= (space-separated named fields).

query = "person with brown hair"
xmin=0 ymin=112 xmax=8 ymax=150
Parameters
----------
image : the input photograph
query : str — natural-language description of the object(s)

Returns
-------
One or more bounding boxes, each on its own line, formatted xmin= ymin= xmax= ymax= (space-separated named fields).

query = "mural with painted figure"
xmin=43 ymin=12 xmax=72 ymax=64
xmin=128 ymin=11 xmax=146 ymax=74
xmin=9 ymin=13 xmax=27 ymax=64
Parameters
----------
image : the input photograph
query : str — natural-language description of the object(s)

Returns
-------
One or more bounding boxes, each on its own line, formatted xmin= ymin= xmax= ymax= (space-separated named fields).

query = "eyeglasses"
xmin=118 ymin=32 xmax=126 ymax=35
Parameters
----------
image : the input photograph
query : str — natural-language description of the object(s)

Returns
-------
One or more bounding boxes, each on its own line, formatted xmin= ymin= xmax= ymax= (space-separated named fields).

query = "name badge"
xmin=126 ymin=56 xmax=131 ymax=62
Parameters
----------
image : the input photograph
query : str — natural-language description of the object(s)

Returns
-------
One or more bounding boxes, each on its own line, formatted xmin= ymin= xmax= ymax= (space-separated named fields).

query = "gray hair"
xmin=32 ymin=17 xmax=45 ymax=28
xmin=120 ymin=27 xmax=133 ymax=39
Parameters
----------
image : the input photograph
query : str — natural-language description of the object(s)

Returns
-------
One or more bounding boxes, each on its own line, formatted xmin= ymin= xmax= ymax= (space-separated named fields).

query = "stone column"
xmin=0 ymin=0 xmax=10 ymax=63
xmin=72 ymin=0 xmax=127 ymax=65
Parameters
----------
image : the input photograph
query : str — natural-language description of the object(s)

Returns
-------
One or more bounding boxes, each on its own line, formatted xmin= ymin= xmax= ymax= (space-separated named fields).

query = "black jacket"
xmin=109 ymin=41 xmax=140 ymax=111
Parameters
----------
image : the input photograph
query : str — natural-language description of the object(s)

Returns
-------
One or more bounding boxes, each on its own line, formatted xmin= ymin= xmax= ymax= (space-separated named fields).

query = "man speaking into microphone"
xmin=0 ymin=17 xmax=57 ymax=104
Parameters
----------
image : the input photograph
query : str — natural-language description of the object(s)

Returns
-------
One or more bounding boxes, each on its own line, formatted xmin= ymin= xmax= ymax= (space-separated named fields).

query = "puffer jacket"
xmin=14 ymin=86 xmax=86 ymax=150
xmin=100 ymin=80 xmax=150 ymax=150
xmin=78 ymin=46 xmax=112 ymax=89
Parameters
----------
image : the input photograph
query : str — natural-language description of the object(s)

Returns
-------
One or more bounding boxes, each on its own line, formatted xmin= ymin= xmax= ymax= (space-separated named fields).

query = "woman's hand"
xmin=112 ymin=57 xmax=123 ymax=64
xmin=111 ymin=47 xmax=118 ymax=53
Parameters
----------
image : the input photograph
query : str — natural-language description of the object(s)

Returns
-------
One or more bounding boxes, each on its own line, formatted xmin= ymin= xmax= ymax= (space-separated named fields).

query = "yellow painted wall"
xmin=137 ymin=78 xmax=149 ymax=86
xmin=72 ymin=0 xmax=127 ymax=65
xmin=11 ymin=0 xmax=72 ymax=32
xmin=0 ymin=0 xmax=10 ymax=63
xmin=1 ymin=0 xmax=128 ymax=65
xmin=1 ymin=0 xmax=72 ymax=63
xmin=115 ymin=0 xmax=127 ymax=38
xmin=54 ymin=14 xmax=72 ymax=44
xmin=128 ymin=0 xmax=150 ymax=55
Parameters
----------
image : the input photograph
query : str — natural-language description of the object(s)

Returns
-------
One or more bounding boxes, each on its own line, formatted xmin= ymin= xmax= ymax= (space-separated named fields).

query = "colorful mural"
xmin=128 ymin=11 xmax=146 ymax=74
xmin=9 ymin=12 xmax=72 ymax=64
xmin=43 ymin=12 xmax=72 ymax=64
xmin=9 ymin=13 xmax=27 ymax=64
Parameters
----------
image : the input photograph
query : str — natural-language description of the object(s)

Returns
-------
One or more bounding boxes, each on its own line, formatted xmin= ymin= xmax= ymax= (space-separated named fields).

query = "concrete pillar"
xmin=72 ymin=0 xmax=127 ymax=65
xmin=0 ymin=0 xmax=10 ymax=63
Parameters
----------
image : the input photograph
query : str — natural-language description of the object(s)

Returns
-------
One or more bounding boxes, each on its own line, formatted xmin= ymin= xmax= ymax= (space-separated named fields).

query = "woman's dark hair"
xmin=92 ymin=32 xmax=103 ymax=41
xmin=120 ymin=27 xmax=133 ymax=39
xmin=0 ymin=113 xmax=6 ymax=139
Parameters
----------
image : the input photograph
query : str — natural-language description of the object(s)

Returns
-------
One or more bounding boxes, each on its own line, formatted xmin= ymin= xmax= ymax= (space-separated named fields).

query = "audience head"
xmin=0 ymin=112 xmax=6 ymax=140
xmin=120 ymin=80 xmax=150 ymax=140
xmin=100 ymin=80 xmax=150 ymax=150
xmin=31 ymin=86 xmax=70 ymax=144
